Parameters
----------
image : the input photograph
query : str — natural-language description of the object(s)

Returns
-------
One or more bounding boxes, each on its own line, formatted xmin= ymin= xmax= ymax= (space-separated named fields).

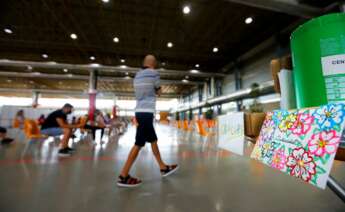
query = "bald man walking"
xmin=117 ymin=55 xmax=178 ymax=187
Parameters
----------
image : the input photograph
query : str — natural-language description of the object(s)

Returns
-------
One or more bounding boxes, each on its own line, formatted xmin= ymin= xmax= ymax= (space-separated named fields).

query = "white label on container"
xmin=322 ymin=54 xmax=345 ymax=76
xmin=321 ymin=54 xmax=345 ymax=102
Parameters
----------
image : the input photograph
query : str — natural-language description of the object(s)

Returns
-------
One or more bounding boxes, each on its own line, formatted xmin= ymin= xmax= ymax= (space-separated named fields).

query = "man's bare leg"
xmin=151 ymin=141 xmax=167 ymax=169
xmin=120 ymin=145 xmax=141 ymax=177
xmin=61 ymin=128 xmax=72 ymax=148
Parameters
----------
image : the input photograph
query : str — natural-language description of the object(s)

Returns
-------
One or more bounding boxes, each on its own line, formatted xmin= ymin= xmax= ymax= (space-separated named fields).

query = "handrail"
xmin=175 ymin=80 xmax=275 ymax=112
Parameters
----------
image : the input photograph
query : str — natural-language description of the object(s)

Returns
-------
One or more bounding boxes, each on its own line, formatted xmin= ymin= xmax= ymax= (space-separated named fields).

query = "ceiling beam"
xmin=0 ymin=71 xmax=203 ymax=85
xmin=0 ymin=88 xmax=178 ymax=99
xmin=224 ymin=0 xmax=323 ymax=18
xmin=0 ymin=59 xmax=225 ymax=78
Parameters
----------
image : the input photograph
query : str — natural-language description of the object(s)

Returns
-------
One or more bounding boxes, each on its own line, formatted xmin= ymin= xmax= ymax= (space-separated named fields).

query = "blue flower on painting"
xmin=313 ymin=103 xmax=345 ymax=131
xmin=272 ymin=110 xmax=289 ymax=125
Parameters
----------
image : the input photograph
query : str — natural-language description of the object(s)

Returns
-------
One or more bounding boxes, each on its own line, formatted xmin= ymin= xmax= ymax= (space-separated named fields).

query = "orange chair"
xmin=13 ymin=118 xmax=20 ymax=128
xmin=24 ymin=119 xmax=46 ymax=139
xmin=196 ymin=120 xmax=208 ymax=136
xmin=183 ymin=120 xmax=189 ymax=131
xmin=79 ymin=116 xmax=89 ymax=134
xmin=177 ymin=120 xmax=182 ymax=129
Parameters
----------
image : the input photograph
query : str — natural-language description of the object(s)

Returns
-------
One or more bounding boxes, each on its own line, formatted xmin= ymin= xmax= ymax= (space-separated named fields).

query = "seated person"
xmin=13 ymin=109 xmax=25 ymax=128
xmin=83 ymin=110 xmax=106 ymax=141
xmin=41 ymin=103 xmax=83 ymax=156
xmin=37 ymin=114 xmax=45 ymax=126
xmin=0 ymin=126 xmax=14 ymax=144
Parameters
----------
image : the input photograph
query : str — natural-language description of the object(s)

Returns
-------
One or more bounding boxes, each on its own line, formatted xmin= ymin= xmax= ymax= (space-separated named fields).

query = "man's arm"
xmin=155 ymin=87 xmax=162 ymax=96
xmin=154 ymin=72 xmax=161 ymax=96
xmin=56 ymin=118 xmax=83 ymax=129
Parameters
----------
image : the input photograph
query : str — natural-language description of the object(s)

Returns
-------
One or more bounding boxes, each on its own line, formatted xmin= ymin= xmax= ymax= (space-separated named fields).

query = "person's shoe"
xmin=58 ymin=148 xmax=72 ymax=157
xmin=1 ymin=138 xmax=14 ymax=145
xmin=117 ymin=175 xmax=142 ymax=188
xmin=66 ymin=147 xmax=75 ymax=152
xmin=161 ymin=165 xmax=179 ymax=177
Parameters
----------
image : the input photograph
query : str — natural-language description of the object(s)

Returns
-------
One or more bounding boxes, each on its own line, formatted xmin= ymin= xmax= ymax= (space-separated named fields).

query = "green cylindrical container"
xmin=291 ymin=13 xmax=345 ymax=108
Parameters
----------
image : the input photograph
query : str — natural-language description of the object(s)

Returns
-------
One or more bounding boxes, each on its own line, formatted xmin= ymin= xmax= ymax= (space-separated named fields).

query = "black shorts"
xmin=135 ymin=112 xmax=157 ymax=147
xmin=0 ymin=126 xmax=7 ymax=134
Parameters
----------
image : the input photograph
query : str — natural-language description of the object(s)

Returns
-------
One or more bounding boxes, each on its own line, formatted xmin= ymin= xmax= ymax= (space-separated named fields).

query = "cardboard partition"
xmin=218 ymin=112 xmax=245 ymax=155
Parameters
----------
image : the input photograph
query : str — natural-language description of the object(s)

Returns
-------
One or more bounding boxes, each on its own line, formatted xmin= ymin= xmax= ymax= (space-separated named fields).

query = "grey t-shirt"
xmin=133 ymin=68 xmax=160 ymax=113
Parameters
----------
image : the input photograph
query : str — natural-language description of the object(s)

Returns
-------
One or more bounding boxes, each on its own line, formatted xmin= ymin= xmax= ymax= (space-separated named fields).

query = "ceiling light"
xmin=195 ymin=64 xmax=199 ymax=68
xmin=190 ymin=69 xmax=200 ymax=74
xmin=120 ymin=65 xmax=127 ymax=69
xmin=90 ymin=56 xmax=95 ymax=61
xmin=67 ymin=74 xmax=73 ymax=78
xmin=245 ymin=17 xmax=253 ymax=24
xmin=183 ymin=6 xmax=191 ymax=14
xmin=27 ymin=66 xmax=33 ymax=71
xmin=102 ymin=0 xmax=109 ymax=3
xmin=90 ymin=63 xmax=100 ymax=67
xmin=213 ymin=47 xmax=218 ymax=53
xmin=70 ymin=33 xmax=78 ymax=40
xmin=113 ymin=37 xmax=119 ymax=43
xmin=161 ymin=62 xmax=166 ymax=66
xmin=167 ymin=42 xmax=173 ymax=48
xmin=120 ymin=59 xmax=125 ymax=63
xmin=4 ymin=28 xmax=13 ymax=34
xmin=7 ymin=79 xmax=12 ymax=83
xmin=185 ymin=76 xmax=189 ymax=79
xmin=124 ymin=76 xmax=131 ymax=80
xmin=63 ymin=68 xmax=68 ymax=73
xmin=29 ymin=81 xmax=34 ymax=84
xmin=42 ymin=54 xmax=48 ymax=58
xmin=182 ymin=79 xmax=189 ymax=83
xmin=125 ymin=72 xmax=129 ymax=75
xmin=33 ymin=72 xmax=41 ymax=75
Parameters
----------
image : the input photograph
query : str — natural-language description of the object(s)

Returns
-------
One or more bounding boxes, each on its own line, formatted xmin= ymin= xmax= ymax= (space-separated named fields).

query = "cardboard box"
xmin=244 ymin=112 xmax=266 ymax=138
xmin=335 ymin=147 xmax=345 ymax=162
xmin=270 ymin=55 xmax=292 ymax=94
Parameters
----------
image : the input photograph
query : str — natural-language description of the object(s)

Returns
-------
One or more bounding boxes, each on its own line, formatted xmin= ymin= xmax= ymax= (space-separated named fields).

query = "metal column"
xmin=88 ymin=70 xmax=98 ymax=122
xmin=198 ymin=85 xmax=203 ymax=116
xmin=112 ymin=94 xmax=118 ymax=118
xmin=210 ymin=77 xmax=215 ymax=98
xmin=234 ymin=66 xmax=243 ymax=111
xmin=216 ymin=79 xmax=222 ymax=114
xmin=32 ymin=91 xmax=40 ymax=108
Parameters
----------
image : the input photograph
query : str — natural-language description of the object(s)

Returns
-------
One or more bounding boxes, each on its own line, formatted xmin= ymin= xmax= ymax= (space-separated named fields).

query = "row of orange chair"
xmin=175 ymin=119 xmax=216 ymax=137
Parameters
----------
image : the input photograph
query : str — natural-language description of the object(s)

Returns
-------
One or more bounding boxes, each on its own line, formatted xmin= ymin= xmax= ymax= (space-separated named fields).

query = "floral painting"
xmin=251 ymin=103 xmax=345 ymax=189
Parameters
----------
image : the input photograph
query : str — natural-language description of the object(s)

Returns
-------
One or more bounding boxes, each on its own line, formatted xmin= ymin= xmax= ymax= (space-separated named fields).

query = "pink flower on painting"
xmin=290 ymin=113 xmax=314 ymax=136
xmin=286 ymin=148 xmax=316 ymax=182
xmin=271 ymin=149 xmax=286 ymax=170
xmin=308 ymin=130 xmax=340 ymax=157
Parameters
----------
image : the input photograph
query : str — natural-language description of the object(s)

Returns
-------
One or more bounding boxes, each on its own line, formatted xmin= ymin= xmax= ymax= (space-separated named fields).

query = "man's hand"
xmin=76 ymin=123 xmax=85 ymax=128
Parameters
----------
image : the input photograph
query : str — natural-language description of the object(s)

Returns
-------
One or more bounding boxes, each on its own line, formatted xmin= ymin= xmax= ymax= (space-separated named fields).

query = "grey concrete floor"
xmin=0 ymin=124 xmax=344 ymax=212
